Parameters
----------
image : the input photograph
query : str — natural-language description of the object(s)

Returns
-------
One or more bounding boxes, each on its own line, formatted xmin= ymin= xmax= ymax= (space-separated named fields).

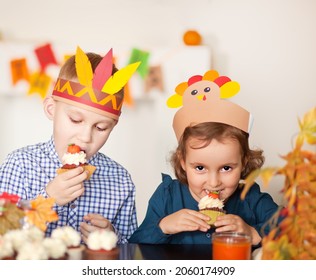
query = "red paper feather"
xmin=92 ymin=48 xmax=113 ymax=90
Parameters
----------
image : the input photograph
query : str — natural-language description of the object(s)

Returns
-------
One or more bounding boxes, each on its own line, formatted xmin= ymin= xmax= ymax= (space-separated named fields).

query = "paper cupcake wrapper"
xmin=199 ymin=209 xmax=225 ymax=225
xmin=56 ymin=165 xmax=96 ymax=180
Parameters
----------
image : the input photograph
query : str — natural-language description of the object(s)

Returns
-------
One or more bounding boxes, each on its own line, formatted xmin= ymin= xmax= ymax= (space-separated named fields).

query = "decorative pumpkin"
xmin=183 ymin=30 xmax=202 ymax=46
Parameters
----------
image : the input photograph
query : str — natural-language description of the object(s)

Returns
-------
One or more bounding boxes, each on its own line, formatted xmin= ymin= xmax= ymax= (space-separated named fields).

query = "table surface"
xmin=79 ymin=243 xmax=260 ymax=260
xmin=81 ymin=243 xmax=213 ymax=260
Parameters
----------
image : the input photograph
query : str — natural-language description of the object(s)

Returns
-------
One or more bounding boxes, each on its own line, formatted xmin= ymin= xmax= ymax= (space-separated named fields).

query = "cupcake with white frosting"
xmin=198 ymin=192 xmax=226 ymax=226
xmin=51 ymin=226 xmax=84 ymax=259
xmin=0 ymin=235 xmax=15 ymax=260
xmin=84 ymin=230 xmax=119 ymax=260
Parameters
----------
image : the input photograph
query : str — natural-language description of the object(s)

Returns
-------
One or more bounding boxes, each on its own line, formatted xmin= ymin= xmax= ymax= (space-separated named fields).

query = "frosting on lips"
xmin=62 ymin=151 xmax=87 ymax=167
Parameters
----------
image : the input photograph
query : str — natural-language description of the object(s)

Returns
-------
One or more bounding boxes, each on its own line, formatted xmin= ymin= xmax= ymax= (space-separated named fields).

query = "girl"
xmin=130 ymin=122 xmax=278 ymax=244
xmin=130 ymin=70 xmax=280 ymax=245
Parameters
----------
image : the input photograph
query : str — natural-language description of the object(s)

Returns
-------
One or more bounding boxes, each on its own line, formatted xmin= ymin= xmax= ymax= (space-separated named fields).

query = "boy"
xmin=0 ymin=47 xmax=140 ymax=244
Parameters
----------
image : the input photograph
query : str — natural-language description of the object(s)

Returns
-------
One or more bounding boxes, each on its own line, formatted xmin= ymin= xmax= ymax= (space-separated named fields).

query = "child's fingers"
xmin=90 ymin=218 xmax=110 ymax=229
xmin=185 ymin=211 xmax=211 ymax=230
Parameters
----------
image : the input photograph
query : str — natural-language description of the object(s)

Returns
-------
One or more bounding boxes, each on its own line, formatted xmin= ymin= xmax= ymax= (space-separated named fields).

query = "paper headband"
xmin=167 ymin=70 xmax=253 ymax=141
xmin=52 ymin=47 xmax=140 ymax=120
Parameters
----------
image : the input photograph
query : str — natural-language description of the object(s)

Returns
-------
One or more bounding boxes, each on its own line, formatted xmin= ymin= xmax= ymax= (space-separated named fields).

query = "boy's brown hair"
xmin=171 ymin=122 xmax=264 ymax=185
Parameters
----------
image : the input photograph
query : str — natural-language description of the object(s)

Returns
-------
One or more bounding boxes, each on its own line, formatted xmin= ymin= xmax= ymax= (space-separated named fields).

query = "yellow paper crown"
xmin=52 ymin=47 xmax=140 ymax=120
xmin=167 ymin=70 xmax=252 ymax=141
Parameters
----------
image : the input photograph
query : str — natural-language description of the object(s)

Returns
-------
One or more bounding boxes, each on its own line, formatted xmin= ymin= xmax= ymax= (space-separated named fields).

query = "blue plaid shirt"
xmin=0 ymin=137 xmax=137 ymax=244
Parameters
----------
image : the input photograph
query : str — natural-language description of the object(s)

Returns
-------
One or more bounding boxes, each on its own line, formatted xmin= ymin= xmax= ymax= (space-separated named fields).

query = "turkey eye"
xmin=191 ymin=89 xmax=198 ymax=95
xmin=204 ymin=87 xmax=210 ymax=92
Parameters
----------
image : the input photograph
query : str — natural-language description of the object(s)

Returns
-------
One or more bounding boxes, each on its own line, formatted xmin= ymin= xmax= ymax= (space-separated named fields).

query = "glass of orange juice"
xmin=212 ymin=232 xmax=252 ymax=260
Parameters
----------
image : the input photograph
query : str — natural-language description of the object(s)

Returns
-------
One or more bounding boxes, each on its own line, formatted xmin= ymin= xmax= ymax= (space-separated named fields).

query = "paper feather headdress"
xmin=52 ymin=47 xmax=140 ymax=120
xmin=167 ymin=70 xmax=253 ymax=141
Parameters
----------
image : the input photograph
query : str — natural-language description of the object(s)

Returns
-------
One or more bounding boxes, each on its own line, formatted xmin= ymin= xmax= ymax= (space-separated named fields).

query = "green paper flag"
xmin=128 ymin=48 xmax=150 ymax=79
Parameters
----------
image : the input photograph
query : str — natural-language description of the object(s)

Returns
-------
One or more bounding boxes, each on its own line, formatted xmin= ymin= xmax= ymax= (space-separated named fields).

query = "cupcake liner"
xmin=200 ymin=209 xmax=225 ymax=225
xmin=56 ymin=165 xmax=96 ymax=180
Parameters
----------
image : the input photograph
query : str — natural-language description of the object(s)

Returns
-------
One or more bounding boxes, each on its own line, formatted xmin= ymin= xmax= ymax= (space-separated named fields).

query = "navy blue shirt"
xmin=129 ymin=174 xmax=279 ymax=244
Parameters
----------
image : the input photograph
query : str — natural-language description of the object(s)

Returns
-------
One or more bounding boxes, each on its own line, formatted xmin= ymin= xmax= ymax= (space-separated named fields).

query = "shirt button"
xmin=70 ymin=204 xmax=76 ymax=209
xmin=206 ymin=233 xmax=211 ymax=238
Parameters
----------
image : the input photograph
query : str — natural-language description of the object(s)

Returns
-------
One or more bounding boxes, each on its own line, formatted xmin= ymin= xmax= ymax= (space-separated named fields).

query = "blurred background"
xmin=0 ymin=0 xmax=315 ymax=223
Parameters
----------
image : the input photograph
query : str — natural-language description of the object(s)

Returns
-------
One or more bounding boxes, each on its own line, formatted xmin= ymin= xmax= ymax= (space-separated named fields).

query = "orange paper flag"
xmin=10 ymin=58 xmax=30 ymax=85
xmin=123 ymin=82 xmax=134 ymax=106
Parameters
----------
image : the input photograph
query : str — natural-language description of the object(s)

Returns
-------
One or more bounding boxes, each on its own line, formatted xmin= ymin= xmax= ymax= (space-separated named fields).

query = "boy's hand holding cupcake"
xmin=46 ymin=144 xmax=96 ymax=206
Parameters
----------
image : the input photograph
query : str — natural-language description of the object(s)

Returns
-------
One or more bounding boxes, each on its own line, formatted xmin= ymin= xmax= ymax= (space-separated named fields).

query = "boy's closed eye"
xmin=95 ymin=125 xmax=108 ymax=132
xmin=70 ymin=117 xmax=82 ymax=124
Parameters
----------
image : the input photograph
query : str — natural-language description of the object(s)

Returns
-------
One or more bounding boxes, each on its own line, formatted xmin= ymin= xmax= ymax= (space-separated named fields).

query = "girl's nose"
xmin=207 ymin=172 xmax=221 ymax=189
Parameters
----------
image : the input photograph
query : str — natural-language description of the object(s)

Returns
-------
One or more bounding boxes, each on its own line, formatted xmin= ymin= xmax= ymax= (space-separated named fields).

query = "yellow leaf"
xmin=296 ymin=107 xmax=316 ymax=146
xmin=259 ymin=167 xmax=279 ymax=188
xmin=240 ymin=169 xmax=261 ymax=199
xmin=75 ymin=46 xmax=93 ymax=87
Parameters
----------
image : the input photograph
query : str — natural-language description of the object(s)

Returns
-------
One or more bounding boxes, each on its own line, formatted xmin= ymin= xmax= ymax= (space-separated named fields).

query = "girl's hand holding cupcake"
xmin=159 ymin=209 xmax=210 ymax=234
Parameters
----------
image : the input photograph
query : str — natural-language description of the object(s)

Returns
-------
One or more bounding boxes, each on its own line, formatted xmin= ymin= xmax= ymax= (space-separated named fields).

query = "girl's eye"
xmin=191 ymin=89 xmax=198 ymax=95
xmin=204 ymin=87 xmax=210 ymax=92
xmin=195 ymin=166 xmax=205 ymax=171
xmin=222 ymin=166 xmax=232 ymax=172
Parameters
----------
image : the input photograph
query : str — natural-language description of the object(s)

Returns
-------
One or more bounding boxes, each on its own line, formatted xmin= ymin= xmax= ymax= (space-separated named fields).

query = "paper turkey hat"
xmin=52 ymin=47 xmax=140 ymax=120
xmin=167 ymin=70 xmax=253 ymax=141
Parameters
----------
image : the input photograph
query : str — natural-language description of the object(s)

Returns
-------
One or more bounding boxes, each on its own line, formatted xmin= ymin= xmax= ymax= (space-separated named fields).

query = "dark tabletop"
xmin=91 ymin=243 xmax=213 ymax=260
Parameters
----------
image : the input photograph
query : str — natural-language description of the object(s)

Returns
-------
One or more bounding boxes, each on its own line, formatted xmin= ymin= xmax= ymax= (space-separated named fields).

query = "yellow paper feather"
xmin=102 ymin=62 xmax=141 ymax=94
xmin=75 ymin=46 xmax=93 ymax=87
xmin=166 ymin=94 xmax=183 ymax=108
xmin=219 ymin=81 xmax=240 ymax=99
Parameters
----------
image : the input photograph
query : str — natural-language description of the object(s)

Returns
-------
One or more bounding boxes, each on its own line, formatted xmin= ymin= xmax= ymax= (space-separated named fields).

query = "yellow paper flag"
xmin=28 ymin=71 xmax=51 ymax=99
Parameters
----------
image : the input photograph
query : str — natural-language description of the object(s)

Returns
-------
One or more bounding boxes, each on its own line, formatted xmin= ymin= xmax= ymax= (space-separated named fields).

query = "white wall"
xmin=0 ymin=0 xmax=315 ymax=224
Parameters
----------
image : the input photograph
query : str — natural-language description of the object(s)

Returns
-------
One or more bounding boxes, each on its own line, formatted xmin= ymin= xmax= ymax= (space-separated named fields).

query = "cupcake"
xmin=56 ymin=144 xmax=96 ymax=179
xmin=16 ymin=242 xmax=48 ymax=260
xmin=198 ymin=192 xmax=225 ymax=226
xmin=0 ymin=235 xmax=15 ymax=260
xmin=84 ymin=230 xmax=119 ymax=260
xmin=51 ymin=226 xmax=84 ymax=259
xmin=42 ymin=238 xmax=67 ymax=260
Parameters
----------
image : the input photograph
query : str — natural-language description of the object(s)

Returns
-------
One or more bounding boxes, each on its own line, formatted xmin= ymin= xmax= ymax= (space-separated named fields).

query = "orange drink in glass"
xmin=212 ymin=232 xmax=252 ymax=260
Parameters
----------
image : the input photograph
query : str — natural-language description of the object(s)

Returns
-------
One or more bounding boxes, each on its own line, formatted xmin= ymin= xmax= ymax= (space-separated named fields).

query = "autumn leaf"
xmin=241 ymin=167 xmax=278 ymax=199
xmin=240 ymin=169 xmax=261 ymax=199
xmin=296 ymin=107 xmax=316 ymax=147
xmin=24 ymin=195 xmax=58 ymax=231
